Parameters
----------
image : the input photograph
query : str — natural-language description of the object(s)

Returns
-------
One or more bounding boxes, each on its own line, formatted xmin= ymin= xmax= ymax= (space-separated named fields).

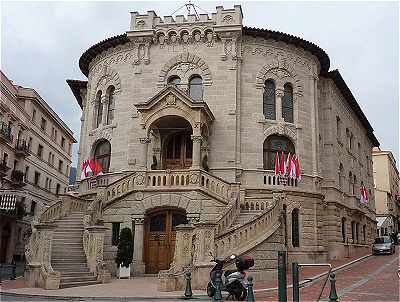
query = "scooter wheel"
xmin=234 ymin=286 xmax=247 ymax=301
xmin=207 ymin=282 xmax=215 ymax=297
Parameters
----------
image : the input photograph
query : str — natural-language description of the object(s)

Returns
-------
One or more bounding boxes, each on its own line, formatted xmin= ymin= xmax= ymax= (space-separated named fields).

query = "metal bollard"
xmin=213 ymin=271 xmax=223 ymax=302
xmin=11 ymin=261 xmax=16 ymax=280
xmin=278 ymin=251 xmax=287 ymax=302
xmin=328 ymin=273 xmax=338 ymax=302
xmin=292 ymin=262 xmax=299 ymax=302
xmin=184 ymin=271 xmax=193 ymax=299
xmin=246 ymin=275 xmax=255 ymax=302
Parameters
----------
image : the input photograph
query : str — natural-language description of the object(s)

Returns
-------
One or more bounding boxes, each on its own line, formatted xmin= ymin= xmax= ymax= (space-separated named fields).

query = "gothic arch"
xmin=158 ymin=53 xmax=212 ymax=86
xmin=256 ymin=59 xmax=303 ymax=96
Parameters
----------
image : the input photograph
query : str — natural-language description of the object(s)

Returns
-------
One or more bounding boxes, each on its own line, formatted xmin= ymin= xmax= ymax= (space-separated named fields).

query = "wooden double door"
xmin=144 ymin=209 xmax=187 ymax=273
xmin=164 ymin=133 xmax=192 ymax=170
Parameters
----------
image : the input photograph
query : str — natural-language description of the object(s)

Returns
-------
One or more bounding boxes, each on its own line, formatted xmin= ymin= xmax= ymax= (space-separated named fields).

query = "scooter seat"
xmin=224 ymin=269 xmax=237 ymax=277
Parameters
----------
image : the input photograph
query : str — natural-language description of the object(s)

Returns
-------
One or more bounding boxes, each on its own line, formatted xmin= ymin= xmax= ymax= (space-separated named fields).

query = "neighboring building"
xmin=372 ymin=147 xmax=400 ymax=236
xmin=26 ymin=5 xmax=379 ymax=289
xmin=69 ymin=166 xmax=77 ymax=185
xmin=0 ymin=70 xmax=76 ymax=263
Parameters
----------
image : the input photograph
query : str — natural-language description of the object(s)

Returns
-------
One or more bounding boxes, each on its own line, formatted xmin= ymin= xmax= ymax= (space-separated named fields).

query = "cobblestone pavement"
xmin=255 ymin=246 xmax=399 ymax=301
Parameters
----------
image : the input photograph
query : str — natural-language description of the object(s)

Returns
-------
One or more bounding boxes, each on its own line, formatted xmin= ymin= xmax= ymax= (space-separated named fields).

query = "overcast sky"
xmin=1 ymin=1 xmax=398 ymax=167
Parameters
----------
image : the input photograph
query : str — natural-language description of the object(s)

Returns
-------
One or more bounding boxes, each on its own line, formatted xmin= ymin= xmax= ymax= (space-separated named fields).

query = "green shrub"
xmin=115 ymin=227 xmax=133 ymax=268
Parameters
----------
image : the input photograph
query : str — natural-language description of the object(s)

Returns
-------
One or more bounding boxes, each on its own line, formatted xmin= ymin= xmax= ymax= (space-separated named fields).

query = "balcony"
xmin=0 ymin=123 xmax=13 ymax=144
xmin=10 ymin=170 xmax=26 ymax=187
xmin=0 ymin=160 xmax=11 ymax=177
xmin=15 ymin=140 xmax=30 ymax=157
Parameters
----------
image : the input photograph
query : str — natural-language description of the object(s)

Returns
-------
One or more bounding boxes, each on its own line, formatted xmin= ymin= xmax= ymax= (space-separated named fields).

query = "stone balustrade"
xmin=103 ymin=169 xmax=235 ymax=205
xmin=240 ymin=198 xmax=271 ymax=211
xmin=40 ymin=195 xmax=90 ymax=223
xmin=215 ymin=193 xmax=241 ymax=235
xmin=263 ymin=170 xmax=298 ymax=187
xmin=215 ymin=198 xmax=281 ymax=258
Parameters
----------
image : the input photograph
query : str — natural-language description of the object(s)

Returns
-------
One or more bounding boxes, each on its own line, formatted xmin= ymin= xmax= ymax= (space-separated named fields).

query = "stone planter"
xmin=118 ymin=264 xmax=131 ymax=279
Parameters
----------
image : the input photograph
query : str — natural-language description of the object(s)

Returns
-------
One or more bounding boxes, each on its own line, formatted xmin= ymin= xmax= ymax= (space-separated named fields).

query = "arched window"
xmin=341 ymin=217 xmax=346 ymax=243
xmin=188 ymin=76 xmax=203 ymax=101
xmin=263 ymin=80 xmax=276 ymax=120
xmin=94 ymin=140 xmax=111 ymax=173
xmin=282 ymin=83 xmax=294 ymax=123
xmin=106 ymin=86 xmax=115 ymax=125
xmin=168 ymin=76 xmax=181 ymax=88
xmin=263 ymin=135 xmax=295 ymax=170
xmin=94 ymin=91 xmax=103 ymax=128
xmin=292 ymin=208 xmax=300 ymax=247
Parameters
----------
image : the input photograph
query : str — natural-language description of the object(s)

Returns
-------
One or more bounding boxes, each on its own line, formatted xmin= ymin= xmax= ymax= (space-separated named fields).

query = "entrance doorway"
xmin=144 ymin=209 xmax=187 ymax=273
xmin=164 ymin=133 xmax=192 ymax=169
xmin=0 ymin=224 xmax=11 ymax=263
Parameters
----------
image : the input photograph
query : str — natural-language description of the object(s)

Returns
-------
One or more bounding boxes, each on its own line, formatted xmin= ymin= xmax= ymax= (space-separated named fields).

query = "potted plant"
xmin=115 ymin=227 xmax=133 ymax=279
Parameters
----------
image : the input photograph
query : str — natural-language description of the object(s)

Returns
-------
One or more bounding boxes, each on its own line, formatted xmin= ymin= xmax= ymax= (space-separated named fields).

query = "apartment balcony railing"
xmin=10 ymin=170 xmax=26 ymax=187
xmin=15 ymin=140 xmax=30 ymax=157
xmin=0 ymin=123 xmax=13 ymax=144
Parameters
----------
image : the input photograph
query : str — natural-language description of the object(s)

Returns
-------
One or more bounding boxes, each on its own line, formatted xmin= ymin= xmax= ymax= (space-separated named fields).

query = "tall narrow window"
xmin=338 ymin=163 xmax=344 ymax=189
xmin=112 ymin=222 xmax=121 ymax=246
xmin=292 ymin=208 xmax=300 ymax=247
xmin=263 ymin=80 xmax=276 ymax=120
xmin=336 ymin=116 xmax=341 ymax=141
xmin=351 ymin=221 xmax=355 ymax=243
xmin=94 ymin=140 xmax=111 ymax=173
xmin=356 ymin=223 xmax=359 ymax=243
xmin=282 ymin=83 xmax=294 ymax=123
xmin=353 ymin=175 xmax=357 ymax=196
xmin=363 ymin=225 xmax=366 ymax=242
xmin=349 ymin=171 xmax=353 ymax=194
xmin=341 ymin=217 xmax=346 ymax=243
xmin=188 ymin=76 xmax=203 ymax=101
xmin=94 ymin=91 xmax=103 ymax=128
xmin=263 ymin=135 xmax=295 ymax=170
xmin=106 ymin=86 xmax=115 ymax=125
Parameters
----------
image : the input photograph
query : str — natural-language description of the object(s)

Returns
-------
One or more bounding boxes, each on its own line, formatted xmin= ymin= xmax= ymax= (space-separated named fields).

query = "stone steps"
xmin=50 ymin=212 xmax=101 ymax=288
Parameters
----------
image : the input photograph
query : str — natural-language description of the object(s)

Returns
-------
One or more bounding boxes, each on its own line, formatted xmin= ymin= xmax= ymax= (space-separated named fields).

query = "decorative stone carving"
xmin=135 ymin=191 xmax=144 ymax=200
xmin=135 ymin=172 xmax=146 ymax=185
xmin=222 ymin=15 xmax=234 ymax=24
xmin=93 ymin=66 xmax=121 ymax=97
xmin=159 ymin=53 xmax=213 ymax=87
xmin=189 ymin=172 xmax=199 ymax=184
xmin=264 ymin=123 xmax=297 ymax=143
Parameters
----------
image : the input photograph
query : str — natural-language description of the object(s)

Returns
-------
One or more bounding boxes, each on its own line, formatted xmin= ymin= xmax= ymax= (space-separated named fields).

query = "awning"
xmin=0 ymin=194 xmax=17 ymax=211
xmin=376 ymin=216 xmax=388 ymax=228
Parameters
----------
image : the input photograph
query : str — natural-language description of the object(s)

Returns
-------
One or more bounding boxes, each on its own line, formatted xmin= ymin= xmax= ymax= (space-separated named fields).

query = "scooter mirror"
xmin=229 ymin=254 xmax=236 ymax=260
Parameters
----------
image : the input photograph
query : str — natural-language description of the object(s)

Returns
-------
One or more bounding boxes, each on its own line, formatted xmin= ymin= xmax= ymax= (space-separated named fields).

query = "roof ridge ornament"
xmin=170 ymin=1 xmax=209 ymax=20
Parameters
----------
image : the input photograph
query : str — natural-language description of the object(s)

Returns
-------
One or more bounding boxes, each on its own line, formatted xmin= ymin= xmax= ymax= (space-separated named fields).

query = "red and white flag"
xmin=360 ymin=185 xmax=369 ymax=204
xmin=286 ymin=153 xmax=292 ymax=177
xmin=280 ymin=152 xmax=286 ymax=175
xmin=294 ymin=155 xmax=301 ymax=181
xmin=274 ymin=152 xmax=280 ymax=176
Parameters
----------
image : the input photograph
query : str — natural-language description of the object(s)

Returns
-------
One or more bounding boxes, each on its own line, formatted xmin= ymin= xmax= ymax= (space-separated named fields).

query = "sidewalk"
xmin=0 ymin=250 xmax=371 ymax=300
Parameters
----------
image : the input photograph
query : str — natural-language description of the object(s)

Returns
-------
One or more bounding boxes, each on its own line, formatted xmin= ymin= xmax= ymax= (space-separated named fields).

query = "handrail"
xmin=295 ymin=263 xmax=332 ymax=302
xmin=215 ymin=192 xmax=241 ymax=235
xmin=215 ymin=198 xmax=281 ymax=257
xmin=40 ymin=195 xmax=90 ymax=223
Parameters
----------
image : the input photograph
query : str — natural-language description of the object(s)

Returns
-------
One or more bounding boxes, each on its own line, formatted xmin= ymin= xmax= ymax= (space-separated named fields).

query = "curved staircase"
xmin=51 ymin=212 xmax=100 ymax=288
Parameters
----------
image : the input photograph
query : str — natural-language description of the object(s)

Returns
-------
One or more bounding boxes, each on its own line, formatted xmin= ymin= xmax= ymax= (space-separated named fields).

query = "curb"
xmin=0 ymin=254 xmax=373 ymax=301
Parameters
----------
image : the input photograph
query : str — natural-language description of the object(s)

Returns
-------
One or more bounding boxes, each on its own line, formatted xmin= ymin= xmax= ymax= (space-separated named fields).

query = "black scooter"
xmin=206 ymin=252 xmax=254 ymax=301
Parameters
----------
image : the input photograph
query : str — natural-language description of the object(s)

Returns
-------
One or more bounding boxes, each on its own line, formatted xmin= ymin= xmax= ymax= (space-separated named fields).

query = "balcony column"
xmin=138 ymin=137 xmax=151 ymax=169
xmin=132 ymin=216 xmax=145 ymax=274
xmin=191 ymin=135 xmax=203 ymax=169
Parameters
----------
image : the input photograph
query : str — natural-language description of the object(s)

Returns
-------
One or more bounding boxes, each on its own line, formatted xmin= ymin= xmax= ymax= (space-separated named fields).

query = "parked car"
xmin=372 ymin=236 xmax=395 ymax=255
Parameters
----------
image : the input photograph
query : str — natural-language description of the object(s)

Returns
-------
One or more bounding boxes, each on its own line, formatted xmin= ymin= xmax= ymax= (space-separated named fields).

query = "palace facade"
xmin=26 ymin=5 xmax=379 ymax=290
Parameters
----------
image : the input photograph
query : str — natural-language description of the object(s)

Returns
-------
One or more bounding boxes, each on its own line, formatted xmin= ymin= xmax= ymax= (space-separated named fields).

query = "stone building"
xmin=0 ymin=70 xmax=76 ymax=264
xmin=26 ymin=5 xmax=379 ymax=289
xmin=372 ymin=147 xmax=400 ymax=236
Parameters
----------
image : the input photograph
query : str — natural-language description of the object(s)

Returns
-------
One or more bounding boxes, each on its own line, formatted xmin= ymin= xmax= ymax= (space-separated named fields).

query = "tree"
xmin=115 ymin=227 xmax=133 ymax=268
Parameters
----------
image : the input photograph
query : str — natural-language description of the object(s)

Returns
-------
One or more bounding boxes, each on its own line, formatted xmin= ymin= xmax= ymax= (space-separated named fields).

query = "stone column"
xmin=101 ymin=95 xmax=108 ymax=125
xmin=191 ymin=135 xmax=203 ymax=169
xmin=138 ymin=137 xmax=151 ymax=170
xmin=132 ymin=216 xmax=145 ymax=274
xmin=276 ymin=88 xmax=284 ymax=121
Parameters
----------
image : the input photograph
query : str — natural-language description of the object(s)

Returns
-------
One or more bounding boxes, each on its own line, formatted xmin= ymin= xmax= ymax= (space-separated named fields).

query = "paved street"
xmin=256 ymin=246 xmax=399 ymax=301
xmin=1 ymin=248 xmax=398 ymax=301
